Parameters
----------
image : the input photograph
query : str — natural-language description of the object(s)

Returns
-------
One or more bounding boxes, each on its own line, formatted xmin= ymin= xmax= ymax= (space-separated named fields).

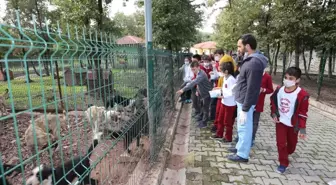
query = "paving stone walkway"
xmin=187 ymin=97 xmax=336 ymax=185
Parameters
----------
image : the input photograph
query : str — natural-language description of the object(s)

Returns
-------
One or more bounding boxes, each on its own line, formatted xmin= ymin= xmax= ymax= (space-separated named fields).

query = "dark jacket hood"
xmin=244 ymin=52 xmax=268 ymax=69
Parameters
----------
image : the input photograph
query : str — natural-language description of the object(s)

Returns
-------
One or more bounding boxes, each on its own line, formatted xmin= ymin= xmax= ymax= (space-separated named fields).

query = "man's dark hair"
xmin=286 ymin=67 xmax=302 ymax=79
xmin=220 ymin=62 xmax=234 ymax=76
xmin=214 ymin=49 xmax=225 ymax=55
xmin=192 ymin=54 xmax=202 ymax=61
xmin=190 ymin=61 xmax=200 ymax=68
xmin=239 ymin=34 xmax=257 ymax=50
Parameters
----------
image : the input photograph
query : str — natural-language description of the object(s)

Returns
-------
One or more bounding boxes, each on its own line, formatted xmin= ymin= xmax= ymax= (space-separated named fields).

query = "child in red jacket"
xmin=270 ymin=67 xmax=309 ymax=174
xmin=252 ymin=71 xmax=274 ymax=144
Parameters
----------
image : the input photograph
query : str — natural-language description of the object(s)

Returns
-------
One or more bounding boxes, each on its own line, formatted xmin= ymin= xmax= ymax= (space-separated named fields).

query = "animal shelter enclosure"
xmin=0 ymin=12 xmax=188 ymax=185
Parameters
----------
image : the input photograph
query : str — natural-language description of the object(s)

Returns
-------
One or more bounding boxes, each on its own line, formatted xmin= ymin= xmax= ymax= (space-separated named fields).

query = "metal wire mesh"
xmin=0 ymin=11 xmax=189 ymax=185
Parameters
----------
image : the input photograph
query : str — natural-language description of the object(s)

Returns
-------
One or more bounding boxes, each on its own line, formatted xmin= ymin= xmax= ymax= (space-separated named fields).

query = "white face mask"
xmin=184 ymin=61 xmax=189 ymax=65
xmin=219 ymin=72 xmax=224 ymax=77
xmin=214 ymin=56 xmax=220 ymax=61
xmin=283 ymin=79 xmax=296 ymax=87
xmin=204 ymin=63 xmax=210 ymax=67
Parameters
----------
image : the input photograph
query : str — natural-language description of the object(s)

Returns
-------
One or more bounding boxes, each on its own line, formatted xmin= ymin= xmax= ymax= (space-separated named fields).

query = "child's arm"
xmin=182 ymin=73 xmax=203 ymax=92
xmin=270 ymin=87 xmax=280 ymax=118
xmin=179 ymin=64 xmax=185 ymax=71
xmin=264 ymin=75 xmax=274 ymax=94
xmin=298 ymin=95 xmax=310 ymax=134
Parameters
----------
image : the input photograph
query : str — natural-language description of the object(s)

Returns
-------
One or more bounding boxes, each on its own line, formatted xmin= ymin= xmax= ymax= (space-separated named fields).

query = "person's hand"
xmin=298 ymin=133 xmax=307 ymax=140
xmin=272 ymin=116 xmax=279 ymax=123
xmin=176 ymin=89 xmax=184 ymax=95
xmin=196 ymin=91 xmax=199 ymax=97
xmin=238 ymin=111 xmax=247 ymax=125
xmin=217 ymin=96 xmax=223 ymax=99
xmin=260 ymin=88 xmax=264 ymax=93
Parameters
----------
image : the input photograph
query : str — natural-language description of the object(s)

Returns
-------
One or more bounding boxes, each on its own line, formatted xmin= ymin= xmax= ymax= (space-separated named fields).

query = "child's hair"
xmin=201 ymin=55 xmax=211 ymax=62
xmin=220 ymin=62 xmax=234 ymax=76
xmin=190 ymin=61 xmax=200 ymax=68
xmin=214 ymin=49 xmax=225 ymax=55
xmin=286 ymin=67 xmax=302 ymax=79
xmin=192 ymin=54 xmax=202 ymax=61
xmin=210 ymin=54 xmax=214 ymax=61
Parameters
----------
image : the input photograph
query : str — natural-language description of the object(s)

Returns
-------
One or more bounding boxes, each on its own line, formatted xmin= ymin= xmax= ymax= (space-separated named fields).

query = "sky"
xmin=0 ymin=0 xmax=227 ymax=33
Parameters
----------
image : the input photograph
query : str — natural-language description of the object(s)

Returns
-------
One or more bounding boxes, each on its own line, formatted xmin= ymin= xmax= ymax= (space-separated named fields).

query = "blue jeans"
xmin=235 ymin=102 xmax=255 ymax=159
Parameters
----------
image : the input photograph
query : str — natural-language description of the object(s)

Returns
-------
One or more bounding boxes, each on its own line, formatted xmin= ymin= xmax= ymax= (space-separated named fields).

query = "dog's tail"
xmin=87 ymin=131 xmax=103 ymax=158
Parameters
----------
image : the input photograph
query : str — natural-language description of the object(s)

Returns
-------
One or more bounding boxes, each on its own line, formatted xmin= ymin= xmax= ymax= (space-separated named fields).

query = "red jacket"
xmin=270 ymin=86 xmax=309 ymax=132
xmin=255 ymin=72 xmax=274 ymax=112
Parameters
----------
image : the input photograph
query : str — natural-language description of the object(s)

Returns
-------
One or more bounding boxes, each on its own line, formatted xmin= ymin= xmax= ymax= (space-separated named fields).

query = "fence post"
xmin=145 ymin=0 xmax=155 ymax=161
xmin=168 ymin=52 xmax=174 ymax=109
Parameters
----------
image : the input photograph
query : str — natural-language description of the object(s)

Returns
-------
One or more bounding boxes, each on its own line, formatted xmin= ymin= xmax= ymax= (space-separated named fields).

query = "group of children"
xmin=177 ymin=47 xmax=309 ymax=174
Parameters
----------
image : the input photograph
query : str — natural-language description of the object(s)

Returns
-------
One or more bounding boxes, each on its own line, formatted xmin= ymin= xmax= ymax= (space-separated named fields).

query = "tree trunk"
xmin=294 ymin=39 xmax=300 ymax=68
xmin=308 ymin=48 xmax=313 ymax=72
xmin=267 ymin=44 xmax=273 ymax=74
xmin=19 ymin=34 xmax=33 ymax=82
xmin=97 ymin=0 xmax=103 ymax=30
xmin=317 ymin=48 xmax=327 ymax=101
xmin=302 ymin=48 xmax=311 ymax=80
xmin=35 ymin=0 xmax=50 ymax=76
xmin=31 ymin=62 xmax=41 ymax=77
xmin=333 ymin=51 xmax=336 ymax=72
xmin=287 ymin=52 xmax=292 ymax=68
xmin=273 ymin=42 xmax=280 ymax=76
xmin=328 ymin=48 xmax=333 ymax=78
xmin=281 ymin=46 xmax=288 ymax=85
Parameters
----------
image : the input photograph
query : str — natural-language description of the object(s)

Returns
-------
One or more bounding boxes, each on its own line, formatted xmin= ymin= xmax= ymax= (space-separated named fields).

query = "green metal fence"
xmin=0 ymin=11 xmax=187 ymax=185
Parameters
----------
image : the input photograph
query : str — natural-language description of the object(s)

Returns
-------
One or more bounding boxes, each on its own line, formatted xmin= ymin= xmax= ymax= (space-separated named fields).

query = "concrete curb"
xmin=140 ymin=101 xmax=184 ymax=185
xmin=272 ymin=83 xmax=336 ymax=115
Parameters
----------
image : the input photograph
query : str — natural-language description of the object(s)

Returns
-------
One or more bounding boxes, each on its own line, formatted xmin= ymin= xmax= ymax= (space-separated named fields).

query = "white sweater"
xmin=182 ymin=64 xmax=193 ymax=82
xmin=221 ymin=75 xmax=237 ymax=106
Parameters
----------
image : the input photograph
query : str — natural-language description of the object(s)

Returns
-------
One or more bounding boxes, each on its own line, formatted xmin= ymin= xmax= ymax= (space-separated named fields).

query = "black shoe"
xmin=210 ymin=135 xmax=222 ymax=140
xmin=211 ymin=126 xmax=217 ymax=133
xmin=228 ymin=147 xmax=237 ymax=153
xmin=195 ymin=115 xmax=202 ymax=121
xmin=228 ymin=154 xmax=249 ymax=163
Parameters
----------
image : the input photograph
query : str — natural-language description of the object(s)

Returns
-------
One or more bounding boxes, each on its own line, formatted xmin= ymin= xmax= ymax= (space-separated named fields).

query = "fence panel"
xmin=0 ymin=11 xmax=184 ymax=185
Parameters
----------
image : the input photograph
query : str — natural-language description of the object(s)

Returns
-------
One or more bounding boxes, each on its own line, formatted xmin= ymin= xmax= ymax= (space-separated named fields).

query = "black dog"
xmin=0 ymin=164 xmax=21 ymax=185
xmin=105 ymin=95 xmax=131 ymax=109
xmin=105 ymin=88 xmax=147 ymax=109
xmin=26 ymin=132 xmax=102 ymax=185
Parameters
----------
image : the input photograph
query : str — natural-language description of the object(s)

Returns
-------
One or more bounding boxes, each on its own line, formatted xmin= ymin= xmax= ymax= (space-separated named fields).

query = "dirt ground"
xmin=271 ymin=72 xmax=336 ymax=107
xmin=0 ymin=111 xmax=150 ymax=185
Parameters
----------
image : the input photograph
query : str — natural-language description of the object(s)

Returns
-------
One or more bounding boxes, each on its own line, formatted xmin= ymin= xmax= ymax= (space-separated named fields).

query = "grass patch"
xmin=0 ymin=69 xmax=147 ymax=110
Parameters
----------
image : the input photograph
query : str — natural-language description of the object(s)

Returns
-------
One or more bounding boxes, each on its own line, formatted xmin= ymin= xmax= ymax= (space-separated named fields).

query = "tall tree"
xmin=113 ymin=11 xmax=145 ymax=38
xmin=150 ymin=0 xmax=203 ymax=50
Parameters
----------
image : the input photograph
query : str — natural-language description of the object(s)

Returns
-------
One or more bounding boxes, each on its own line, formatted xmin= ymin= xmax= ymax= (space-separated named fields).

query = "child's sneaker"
xmin=185 ymin=99 xmax=192 ymax=104
xmin=209 ymin=135 xmax=222 ymax=140
xmin=276 ymin=165 xmax=287 ymax=174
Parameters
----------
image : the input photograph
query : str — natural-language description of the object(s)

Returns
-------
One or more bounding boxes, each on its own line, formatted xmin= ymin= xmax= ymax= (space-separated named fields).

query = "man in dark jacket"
xmin=228 ymin=34 xmax=268 ymax=163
